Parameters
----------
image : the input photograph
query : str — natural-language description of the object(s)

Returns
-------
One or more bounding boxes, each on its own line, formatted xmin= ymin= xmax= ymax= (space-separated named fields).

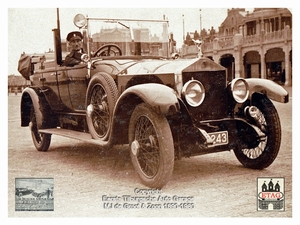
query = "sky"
xmin=7 ymin=6 xmax=249 ymax=76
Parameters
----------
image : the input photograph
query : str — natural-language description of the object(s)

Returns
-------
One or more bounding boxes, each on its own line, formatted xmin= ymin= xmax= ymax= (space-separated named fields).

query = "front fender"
xmin=110 ymin=83 xmax=180 ymax=145
xmin=21 ymin=87 xmax=57 ymax=129
xmin=246 ymin=78 xmax=289 ymax=103
xmin=117 ymin=83 xmax=180 ymax=115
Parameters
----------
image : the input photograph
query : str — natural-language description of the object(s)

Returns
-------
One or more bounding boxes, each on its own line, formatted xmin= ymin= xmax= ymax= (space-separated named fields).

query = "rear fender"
xmin=110 ymin=83 xmax=180 ymax=144
xmin=246 ymin=78 xmax=289 ymax=103
xmin=21 ymin=87 xmax=57 ymax=129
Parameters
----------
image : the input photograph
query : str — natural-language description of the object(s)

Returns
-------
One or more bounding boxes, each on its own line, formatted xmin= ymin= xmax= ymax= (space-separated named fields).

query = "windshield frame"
xmin=79 ymin=16 xmax=170 ymax=59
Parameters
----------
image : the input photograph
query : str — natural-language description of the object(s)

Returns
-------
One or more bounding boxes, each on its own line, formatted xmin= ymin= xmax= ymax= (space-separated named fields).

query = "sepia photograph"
xmin=5 ymin=1 xmax=297 ymax=223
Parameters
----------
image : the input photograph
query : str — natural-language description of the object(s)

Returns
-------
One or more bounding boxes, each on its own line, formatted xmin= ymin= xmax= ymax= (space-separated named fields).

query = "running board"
xmin=39 ymin=128 xmax=108 ymax=146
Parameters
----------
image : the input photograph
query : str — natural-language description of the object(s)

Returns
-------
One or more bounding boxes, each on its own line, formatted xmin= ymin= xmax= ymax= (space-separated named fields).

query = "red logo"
xmin=258 ymin=192 xmax=283 ymax=199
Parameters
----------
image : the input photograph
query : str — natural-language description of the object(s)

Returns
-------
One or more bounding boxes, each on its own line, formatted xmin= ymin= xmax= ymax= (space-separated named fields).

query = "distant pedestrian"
xmin=47 ymin=188 xmax=50 ymax=199
xmin=49 ymin=188 xmax=53 ymax=198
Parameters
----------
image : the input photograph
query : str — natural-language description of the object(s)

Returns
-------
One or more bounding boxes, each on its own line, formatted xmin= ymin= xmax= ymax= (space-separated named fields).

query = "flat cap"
xmin=66 ymin=31 xmax=83 ymax=42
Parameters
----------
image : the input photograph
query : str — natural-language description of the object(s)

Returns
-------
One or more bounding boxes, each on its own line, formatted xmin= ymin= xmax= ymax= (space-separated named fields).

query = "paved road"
xmin=8 ymin=89 xmax=292 ymax=218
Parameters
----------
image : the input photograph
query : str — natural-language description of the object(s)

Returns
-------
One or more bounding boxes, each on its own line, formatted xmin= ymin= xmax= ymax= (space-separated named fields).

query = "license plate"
xmin=208 ymin=131 xmax=229 ymax=146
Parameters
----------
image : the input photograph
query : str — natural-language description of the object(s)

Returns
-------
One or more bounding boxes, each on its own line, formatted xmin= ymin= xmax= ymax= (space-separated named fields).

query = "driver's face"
xmin=70 ymin=39 xmax=82 ymax=51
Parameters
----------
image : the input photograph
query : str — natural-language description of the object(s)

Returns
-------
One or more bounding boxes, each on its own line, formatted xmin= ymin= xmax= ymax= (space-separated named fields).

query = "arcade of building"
xmin=182 ymin=8 xmax=292 ymax=86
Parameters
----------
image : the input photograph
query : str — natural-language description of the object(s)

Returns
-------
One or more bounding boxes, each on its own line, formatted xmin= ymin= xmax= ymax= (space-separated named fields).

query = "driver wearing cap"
xmin=63 ymin=31 xmax=86 ymax=66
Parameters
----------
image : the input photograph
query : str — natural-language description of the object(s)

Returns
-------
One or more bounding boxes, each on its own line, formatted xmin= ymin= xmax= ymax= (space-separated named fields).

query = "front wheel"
xmin=30 ymin=107 xmax=51 ymax=151
xmin=234 ymin=95 xmax=281 ymax=169
xmin=129 ymin=103 xmax=174 ymax=188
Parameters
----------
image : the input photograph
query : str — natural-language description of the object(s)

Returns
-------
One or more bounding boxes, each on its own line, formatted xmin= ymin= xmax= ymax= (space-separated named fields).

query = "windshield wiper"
xmin=117 ymin=21 xmax=129 ymax=29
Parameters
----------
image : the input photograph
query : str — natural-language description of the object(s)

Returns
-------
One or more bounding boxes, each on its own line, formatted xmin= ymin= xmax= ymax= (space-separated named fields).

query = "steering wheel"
xmin=93 ymin=44 xmax=122 ymax=57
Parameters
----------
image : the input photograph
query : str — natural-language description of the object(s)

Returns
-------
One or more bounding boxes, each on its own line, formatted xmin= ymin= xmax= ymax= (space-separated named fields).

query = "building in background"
xmin=8 ymin=75 xmax=31 ymax=95
xmin=182 ymin=8 xmax=292 ymax=86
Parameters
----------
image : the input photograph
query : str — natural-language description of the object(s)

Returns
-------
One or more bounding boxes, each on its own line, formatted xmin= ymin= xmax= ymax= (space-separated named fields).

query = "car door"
xmin=58 ymin=64 xmax=88 ymax=112
xmin=31 ymin=66 xmax=68 ymax=112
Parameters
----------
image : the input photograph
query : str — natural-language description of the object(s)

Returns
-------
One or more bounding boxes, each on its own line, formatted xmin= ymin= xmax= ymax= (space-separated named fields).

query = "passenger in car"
xmin=62 ymin=31 xmax=85 ymax=67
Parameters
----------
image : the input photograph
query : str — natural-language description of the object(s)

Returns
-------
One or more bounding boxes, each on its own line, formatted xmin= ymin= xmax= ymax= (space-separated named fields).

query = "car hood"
xmin=93 ymin=57 xmax=225 ymax=76
xmin=128 ymin=57 xmax=225 ymax=75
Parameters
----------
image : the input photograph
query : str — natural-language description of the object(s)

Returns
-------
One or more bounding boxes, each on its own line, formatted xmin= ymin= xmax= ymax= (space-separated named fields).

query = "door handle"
xmin=50 ymin=72 xmax=61 ymax=76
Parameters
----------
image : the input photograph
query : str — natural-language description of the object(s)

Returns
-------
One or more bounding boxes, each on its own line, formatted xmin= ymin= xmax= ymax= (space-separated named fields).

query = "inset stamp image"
xmin=257 ymin=177 xmax=284 ymax=211
xmin=15 ymin=178 xmax=54 ymax=211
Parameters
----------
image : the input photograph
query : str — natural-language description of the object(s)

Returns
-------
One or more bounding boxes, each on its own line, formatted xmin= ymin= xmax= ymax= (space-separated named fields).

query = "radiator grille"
xmin=182 ymin=70 xmax=228 ymax=121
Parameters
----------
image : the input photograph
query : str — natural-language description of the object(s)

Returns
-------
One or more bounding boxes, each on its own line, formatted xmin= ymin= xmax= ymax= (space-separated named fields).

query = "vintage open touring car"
xmin=19 ymin=12 xmax=289 ymax=188
xmin=15 ymin=188 xmax=34 ymax=197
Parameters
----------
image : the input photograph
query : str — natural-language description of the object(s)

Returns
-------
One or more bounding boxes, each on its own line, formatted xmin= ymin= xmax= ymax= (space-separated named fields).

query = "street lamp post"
xmin=182 ymin=14 xmax=185 ymax=44
xmin=199 ymin=9 xmax=202 ymax=39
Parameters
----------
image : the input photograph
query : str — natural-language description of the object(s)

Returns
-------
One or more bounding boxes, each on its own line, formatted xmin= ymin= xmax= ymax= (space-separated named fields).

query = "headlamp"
xmin=230 ymin=78 xmax=249 ymax=103
xmin=182 ymin=80 xmax=205 ymax=107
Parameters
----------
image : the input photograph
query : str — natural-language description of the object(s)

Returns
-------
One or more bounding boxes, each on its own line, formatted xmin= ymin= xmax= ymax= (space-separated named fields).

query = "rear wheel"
xmin=86 ymin=73 xmax=118 ymax=140
xmin=129 ymin=103 xmax=174 ymax=188
xmin=30 ymin=107 xmax=51 ymax=151
xmin=234 ymin=95 xmax=281 ymax=169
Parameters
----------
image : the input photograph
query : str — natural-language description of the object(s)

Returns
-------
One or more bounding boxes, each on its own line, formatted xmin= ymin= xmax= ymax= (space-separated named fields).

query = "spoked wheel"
xmin=29 ymin=106 xmax=51 ymax=151
xmin=234 ymin=95 xmax=281 ymax=169
xmin=129 ymin=103 xmax=174 ymax=188
xmin=86 ymin=72 xmax=118 ymax=140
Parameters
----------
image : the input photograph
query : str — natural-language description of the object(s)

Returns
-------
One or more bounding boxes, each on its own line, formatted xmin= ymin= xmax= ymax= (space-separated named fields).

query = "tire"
xmin=234 ymin=95 xmax=281 ymax=169
xmin=129 ymin=103 xmax=174 ymax=188
xmin=30 ymin=106 xmax=51 ymax=151
xmin=86 ymin=73 xmax=118 ymax=140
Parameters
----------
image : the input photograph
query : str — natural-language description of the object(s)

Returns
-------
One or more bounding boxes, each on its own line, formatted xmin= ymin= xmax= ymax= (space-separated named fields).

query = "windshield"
xmin=84 ymin=17 xmax=170 ymax=58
